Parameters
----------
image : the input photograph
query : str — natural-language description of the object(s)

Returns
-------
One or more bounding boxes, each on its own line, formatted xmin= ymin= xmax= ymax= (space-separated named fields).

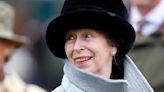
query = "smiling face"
xmin=64 ymin=28 xmax=117 ymax=78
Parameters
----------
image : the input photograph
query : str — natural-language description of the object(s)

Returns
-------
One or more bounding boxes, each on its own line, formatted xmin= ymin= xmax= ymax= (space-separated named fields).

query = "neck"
xmin=97 ymin=60 xmax=112 ymax=79
xmin=97 ymin=66 xmax=112 ymax=79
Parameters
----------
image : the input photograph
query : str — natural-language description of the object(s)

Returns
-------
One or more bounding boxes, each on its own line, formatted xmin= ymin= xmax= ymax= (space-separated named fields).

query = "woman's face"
xmin=0 ymin=39 xmax=15 ymax=78
xmin=65 ymin=29 xmax=117 ymax=77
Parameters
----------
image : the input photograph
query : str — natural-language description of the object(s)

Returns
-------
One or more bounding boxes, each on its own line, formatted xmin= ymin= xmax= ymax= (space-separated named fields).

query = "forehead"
xmin=65 ymin=28 xmax=106 ymax=35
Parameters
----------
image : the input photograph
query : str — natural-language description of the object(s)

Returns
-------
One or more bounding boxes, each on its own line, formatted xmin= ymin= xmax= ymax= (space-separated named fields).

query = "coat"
xmin=52 ymin=56 xmax=154 ymax=92
xmin=129 ymin=30 xmax=164 ymax=92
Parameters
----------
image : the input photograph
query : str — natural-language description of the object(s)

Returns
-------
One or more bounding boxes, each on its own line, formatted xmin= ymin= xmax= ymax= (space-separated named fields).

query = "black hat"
xmin=46 ymin=0 xmax=135 ymax=59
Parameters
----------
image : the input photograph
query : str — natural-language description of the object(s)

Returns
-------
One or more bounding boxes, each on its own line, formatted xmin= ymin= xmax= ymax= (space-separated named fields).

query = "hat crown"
xmin=0 ymin=1 xmax=28 ymax=45
xmin=0 ymin=1 xmax=14 ymax=32
xmin=46 ymin=0 xmax=135 ymax=59
xmin=61 ymin=0 xmax=128 ymax=20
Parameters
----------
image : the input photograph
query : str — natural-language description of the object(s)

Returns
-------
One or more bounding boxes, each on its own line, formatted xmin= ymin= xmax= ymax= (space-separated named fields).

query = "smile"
xmin=74 ymin=56 xmax=93 ymax=63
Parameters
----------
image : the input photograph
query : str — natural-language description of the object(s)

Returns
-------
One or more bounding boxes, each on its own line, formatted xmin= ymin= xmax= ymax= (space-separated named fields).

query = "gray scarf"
xmin=53 ymin=56 xmax=154 ymax=92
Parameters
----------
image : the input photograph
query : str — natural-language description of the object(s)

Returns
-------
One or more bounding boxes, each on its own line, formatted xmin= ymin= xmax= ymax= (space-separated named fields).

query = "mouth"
xmin=74 ymin=56 xmax=93 ymax=64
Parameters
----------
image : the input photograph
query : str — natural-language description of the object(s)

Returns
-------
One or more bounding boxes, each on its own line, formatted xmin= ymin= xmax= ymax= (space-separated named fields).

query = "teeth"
xmin=75 ymin=57 xmax=91 ymax=62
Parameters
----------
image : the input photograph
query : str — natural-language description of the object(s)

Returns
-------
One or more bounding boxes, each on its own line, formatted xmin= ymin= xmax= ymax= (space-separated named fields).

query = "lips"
xmin=74 ymin=56 xmax=93 ymax=64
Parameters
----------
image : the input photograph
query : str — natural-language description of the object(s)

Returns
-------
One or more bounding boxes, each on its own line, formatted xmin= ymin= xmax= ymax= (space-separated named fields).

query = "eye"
xmin=84 ymin=32 xmax=92 ymax=38
xmin=85 ymin=34 xmax=91 ymax=38
xmin=84 ymin=33 xmax=93 ymax=40
xmin=65 ymin=34 xmax=75 ymax=41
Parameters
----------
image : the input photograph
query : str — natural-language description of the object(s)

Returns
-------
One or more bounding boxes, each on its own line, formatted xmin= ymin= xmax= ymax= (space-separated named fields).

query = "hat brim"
xmin=0 ymin=30 xmax=28 ymax=47
xmin=46 ymin=10 xmax=135 ymax=59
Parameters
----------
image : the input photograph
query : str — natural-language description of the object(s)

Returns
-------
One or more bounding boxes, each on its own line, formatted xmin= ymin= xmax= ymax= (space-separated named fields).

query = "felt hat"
xmin=0 ymin=1 xmax=28 ymax=47
xmin=46 ymin=0 xmax=135 ymax=59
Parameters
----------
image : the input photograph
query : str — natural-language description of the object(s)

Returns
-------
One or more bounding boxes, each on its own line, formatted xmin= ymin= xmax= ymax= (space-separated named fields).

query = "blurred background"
xmin=1 ymin=0 xmax=164 ymax=92
xmin=2 ymin=0 xmax=65 ymax=91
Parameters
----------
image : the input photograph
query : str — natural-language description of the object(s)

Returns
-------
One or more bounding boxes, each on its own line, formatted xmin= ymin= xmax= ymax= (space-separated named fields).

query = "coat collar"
xmin=61 ymin=56 xmax=154 ymax=92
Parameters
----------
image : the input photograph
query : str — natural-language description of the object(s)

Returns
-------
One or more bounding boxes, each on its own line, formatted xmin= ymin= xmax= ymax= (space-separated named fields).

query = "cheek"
xmin=65 ymin=45 xmax=70 ymax=57
xmin=95 ymin=44 xmax=113 ymax=62
xmin=65 ymin=46 xmax=74 ymax=63
xmin=65 ymin=44 xmax=73 ymax=59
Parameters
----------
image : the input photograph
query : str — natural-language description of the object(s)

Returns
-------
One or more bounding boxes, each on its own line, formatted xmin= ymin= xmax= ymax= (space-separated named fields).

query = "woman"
xmin=46 ymin=0 xmax=154 ymax=91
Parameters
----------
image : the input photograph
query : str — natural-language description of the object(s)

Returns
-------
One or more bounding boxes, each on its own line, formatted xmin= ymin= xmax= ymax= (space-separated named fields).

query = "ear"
xmin=111 ymin=47 xmax=117 ymax=56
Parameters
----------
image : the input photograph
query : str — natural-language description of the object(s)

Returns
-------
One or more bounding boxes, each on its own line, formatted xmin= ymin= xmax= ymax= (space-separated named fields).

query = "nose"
xmin=73 ymin=38 xmax=85 ymax=53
